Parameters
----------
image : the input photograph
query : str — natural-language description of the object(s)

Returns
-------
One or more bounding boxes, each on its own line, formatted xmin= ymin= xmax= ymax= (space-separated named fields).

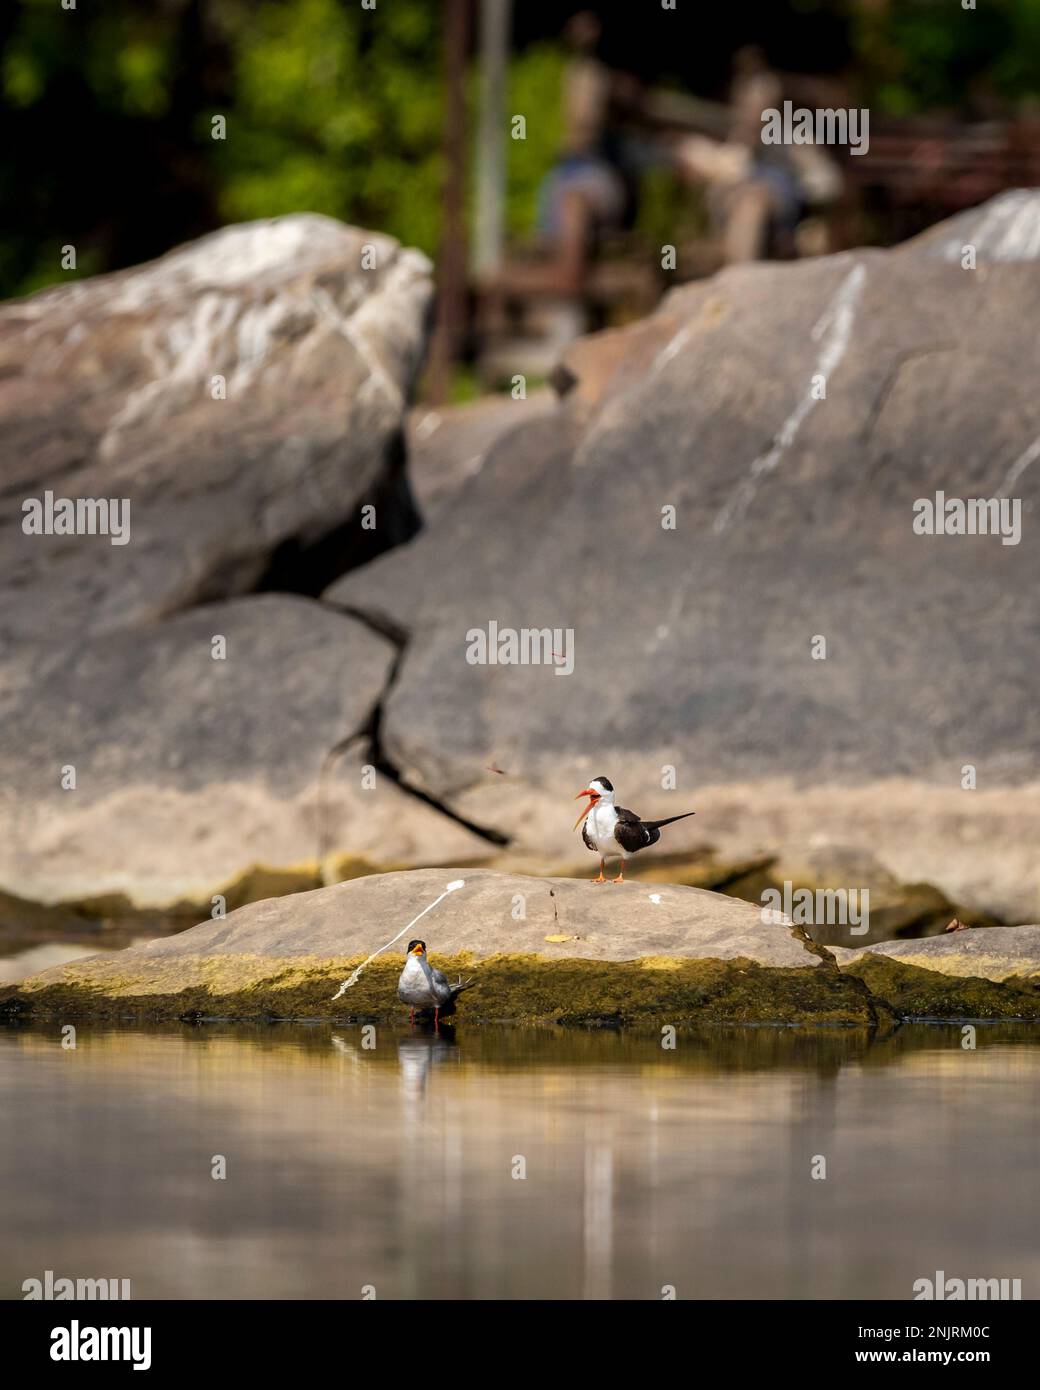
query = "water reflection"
xmin=395 ymin=1029 xmax=459 ymax=1106
xmin=1 ymin=1021 xmax=1038 ymax=1299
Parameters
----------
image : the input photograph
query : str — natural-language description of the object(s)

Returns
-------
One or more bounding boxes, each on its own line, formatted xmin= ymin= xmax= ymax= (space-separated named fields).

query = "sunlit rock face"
xmin=832 ymin=922 xmax=1040 ymax=982
xmin=905 ymin=188 xmax=1040 ymax=263
xmin=328 ymin=194 xmax=1040 ymax=922
xmin=0 ymin=214 xmax=431 ymax=639
xmin=0 ymin=218 xmax=465 ymax=911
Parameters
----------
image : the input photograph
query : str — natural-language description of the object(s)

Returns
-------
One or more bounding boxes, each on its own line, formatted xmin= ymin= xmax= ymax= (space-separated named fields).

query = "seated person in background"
xmin=677 ymin=46 xmax=841 ymax=264
xmin=536 ymin=11 xmax=633 ymax=295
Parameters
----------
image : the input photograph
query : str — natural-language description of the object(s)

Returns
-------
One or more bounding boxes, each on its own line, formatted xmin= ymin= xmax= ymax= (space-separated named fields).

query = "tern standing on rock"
xmin=397 ymin=940 xmax=474 ymax=1025
xmin=574 ymin=776 xmax=696 ymax=882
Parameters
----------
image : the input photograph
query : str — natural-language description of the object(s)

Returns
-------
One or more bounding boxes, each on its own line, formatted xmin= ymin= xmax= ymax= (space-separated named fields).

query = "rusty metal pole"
xmin=474 ymin=0 xmax=512 ymax=280
xmin=425 ymin=0 xmax=472 ymax=404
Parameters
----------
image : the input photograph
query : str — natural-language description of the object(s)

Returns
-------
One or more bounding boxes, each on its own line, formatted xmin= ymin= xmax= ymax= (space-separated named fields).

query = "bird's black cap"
xmin=406 ymin=939 xmax=426 ymax=953
xmin=594 ymin=776 xmax=613 ymax=791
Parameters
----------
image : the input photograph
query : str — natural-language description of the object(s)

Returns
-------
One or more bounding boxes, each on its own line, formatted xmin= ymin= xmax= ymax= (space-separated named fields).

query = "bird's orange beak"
xmin=573 ymin=787 xmax=599 ymax=830
xmin=411 ymin=943 xmax=425 ymax=955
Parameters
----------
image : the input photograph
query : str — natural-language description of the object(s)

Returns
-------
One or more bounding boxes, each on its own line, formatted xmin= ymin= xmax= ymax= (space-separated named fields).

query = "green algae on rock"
xmin=4 ymin=870 xmax=1039 ymax=1026
xmin=1 ymin=868 xmax=831 ymax=1023
xmin=4 ymin=953 xmax=887 ymax=1028
xmin=834 ymin=924 xmax=1040 ymax=1020
xmin=840 ymin=956 xmax=1040 ymax=1021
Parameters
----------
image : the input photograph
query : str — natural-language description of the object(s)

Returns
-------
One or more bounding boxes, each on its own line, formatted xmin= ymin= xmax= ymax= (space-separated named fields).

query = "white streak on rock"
xmin=314 ymin=284 xmax=402 ymax=410
xmin=651 ymin=322 xmax=694 ymax=374
xmin=999 ymin=433 xmax=1040 ymax=498
xmin=714 ymin=261 xmax=867 ymax=533
xmin=106 ymin=216 xmax=354 ymax=309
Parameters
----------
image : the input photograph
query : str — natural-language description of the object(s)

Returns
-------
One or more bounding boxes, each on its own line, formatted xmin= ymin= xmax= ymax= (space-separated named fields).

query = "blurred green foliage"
xmin=216 ymin=0 xmax=445 ymax=254
xmin=0 ymin=0 xmax=566 ymax=298
xmin=852 ymin=0 xmax=1040 ymax=117
xmin=504 ymin=41 xmax=565 ymax=244
xmin=0 ymin=0 xmax=1037 ymax=299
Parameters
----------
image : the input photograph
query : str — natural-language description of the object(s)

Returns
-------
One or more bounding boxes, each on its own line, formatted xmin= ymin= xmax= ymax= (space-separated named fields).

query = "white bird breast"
xmin=585 ymin=800 xmax=620 ymax=854
xmin=398 ymin=956 xmax=437 ymax=1006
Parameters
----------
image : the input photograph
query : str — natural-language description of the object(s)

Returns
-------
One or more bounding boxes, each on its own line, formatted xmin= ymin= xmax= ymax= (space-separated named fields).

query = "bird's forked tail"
xmin=645 ymin=811 xmax=696 ymax=831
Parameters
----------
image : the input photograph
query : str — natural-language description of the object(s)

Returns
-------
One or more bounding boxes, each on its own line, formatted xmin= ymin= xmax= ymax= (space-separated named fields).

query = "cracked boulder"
xmin=328 ymin=194 xmax=1040 ymax=923
xmin=0 ymin=596 xmax=487 ymax=913
xmin=0 ymin=218 xmax=486 ymax=920
xmin=0 ymin=214 xmax=431 ymax=643
xmin=406 ymin=389 xmax=557 ymax=522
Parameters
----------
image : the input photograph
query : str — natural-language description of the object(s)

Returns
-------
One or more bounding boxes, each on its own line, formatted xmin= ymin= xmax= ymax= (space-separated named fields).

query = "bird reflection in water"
xmin=397 ymin=1024 xmax=459 ymax=1106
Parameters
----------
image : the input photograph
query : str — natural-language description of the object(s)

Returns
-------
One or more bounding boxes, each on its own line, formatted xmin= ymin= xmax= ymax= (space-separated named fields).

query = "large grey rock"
xmin=832 ymin=924 xmax=1040 ymax=982
xmin=327 ymin=195 xmax=1040 ymax=921
xmin=92 ymin=867 xmax=817 ymax=968
xmin=407 ymin=390 xmax=556 ymax=522
xmin=0 ymin=215 xmax=431 ymax=642
xmin=0 ymin=595 xmax=487 ymax=909
xmin=0 ymin=219 xmax=482 ymax=914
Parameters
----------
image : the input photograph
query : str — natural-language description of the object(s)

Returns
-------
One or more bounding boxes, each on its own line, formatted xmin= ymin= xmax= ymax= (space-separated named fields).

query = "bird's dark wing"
xmin=424 ymin=960 xmax=457 ymax=1009
xmin=581 ymin=820 xmax=597 ymax=853
xmin=613 ymin=806 xmax=659 ymax=854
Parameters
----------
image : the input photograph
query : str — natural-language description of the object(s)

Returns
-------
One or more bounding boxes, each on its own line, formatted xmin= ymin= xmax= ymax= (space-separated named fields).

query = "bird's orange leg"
xmin=613 ymin=860 xmax=626 ymax=883
xmin=593 ymin=859 xmax=606 ymax=883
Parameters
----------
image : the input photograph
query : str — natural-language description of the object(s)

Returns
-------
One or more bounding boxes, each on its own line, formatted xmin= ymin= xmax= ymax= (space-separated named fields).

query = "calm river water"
xmin=2 ymin=1022 xmax=1038 ymax=1300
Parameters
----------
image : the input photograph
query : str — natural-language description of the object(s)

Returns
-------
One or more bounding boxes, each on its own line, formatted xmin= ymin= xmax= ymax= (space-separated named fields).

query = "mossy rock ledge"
xmin=4 ymin=870 xmax=1040 ymax=1027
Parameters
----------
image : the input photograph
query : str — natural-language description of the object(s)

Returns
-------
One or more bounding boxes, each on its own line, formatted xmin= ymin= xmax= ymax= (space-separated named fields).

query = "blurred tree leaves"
xmin=851 ymin=0 xmax=1040 ymax=118
xmin=504 ymin=41 xmax=565 ymax=244
xmin=0 ymin=0 xmax=564 ymax=297
xmin=0 ymin=0 xmax=1037 ymax=300
xmin=217 ymin=0 xmax=443 ymax=253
